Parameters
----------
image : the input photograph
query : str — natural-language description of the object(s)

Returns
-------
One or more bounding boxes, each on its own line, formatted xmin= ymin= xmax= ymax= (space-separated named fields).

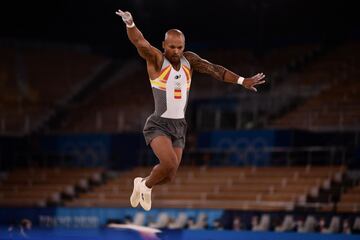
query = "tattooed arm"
xmin=184 ymin=51 xmax=238 ymax=83
xmin=184 ymin=51 xmax=266 ymax=92
xmin=116 ymin=9 xmax=162 ymax=64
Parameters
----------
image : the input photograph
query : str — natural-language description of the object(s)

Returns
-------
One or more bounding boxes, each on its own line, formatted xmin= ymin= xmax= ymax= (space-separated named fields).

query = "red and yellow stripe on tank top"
xmin=149 ymin=64 xmax=191 ymax=92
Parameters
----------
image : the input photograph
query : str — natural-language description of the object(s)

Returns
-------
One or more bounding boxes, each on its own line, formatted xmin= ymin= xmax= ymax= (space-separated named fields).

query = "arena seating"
xmin=270 ymin=42 xmax=360 ymax=130
xmin=64 ymin=166 xmax=345 ymax=211
xmin=0 ymin=167 xmax=104 ymax=207
xmin=1 ymin=41 xmax=332 ymax=134
xmin=56 ymin=44 xmax=319 ymax=133
xmin=337 ymin=184 xmax=360 ymax=213
xmin=271 ymin=81 xmax=360 ymax=130
xmin=59 ymin=67 xmax=152 ymax=133
xmin=0 ymin=46 xmax=108 ymax=134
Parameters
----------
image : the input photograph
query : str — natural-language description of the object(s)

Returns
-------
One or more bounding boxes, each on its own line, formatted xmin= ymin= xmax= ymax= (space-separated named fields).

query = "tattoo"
xmin=222 ymin=69 xmax=227 ymax=80
xmin=184 ymin=51 xmax=233 ymax=82
xmin=137 ymin=45 xmax=155 ymax=60
xmin=128 ymin=28 xmax=160 ymax=62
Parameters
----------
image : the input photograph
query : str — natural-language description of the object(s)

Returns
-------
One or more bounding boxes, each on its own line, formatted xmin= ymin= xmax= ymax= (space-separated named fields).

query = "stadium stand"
xmin=0 ymin=46 xmax=109 ymax=134
xmin=63 ymin=165 xmax=345 ymax=211
xmin=270 ymin=42 xmax=360 ymax=130
xmin=337 ymin=184 xmax=360 ymax=213
xmin=0 ymin=0 xmax=359 ymax=238
xmin=0 ymin=167 xmax=104 ymax=207
xmin=48 ymin=43 xmax=322 ymax=133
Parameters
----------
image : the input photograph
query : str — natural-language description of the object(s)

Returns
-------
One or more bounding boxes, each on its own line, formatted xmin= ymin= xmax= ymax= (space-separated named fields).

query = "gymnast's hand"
xmin=115 ymin=9 xmax=134 ymax=27
xmin=242 ymin=73 xmax=266 ymax=92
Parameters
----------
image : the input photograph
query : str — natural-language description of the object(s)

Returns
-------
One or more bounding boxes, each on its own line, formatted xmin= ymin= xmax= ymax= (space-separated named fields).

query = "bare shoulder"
xmin=183 ymin=51 xmax=202 ymax=64
xmin=183 ymin=51 xmax=225 ymax=80
xmin=147 ymin=46 xmax=163 ymax=62
xmin=183 ymin=51 xmax=213 ymax=72
xmin=146 ymin=46 xmax=164 ymax=71
xmin=152 ymin=46 xmax=163 ymax=58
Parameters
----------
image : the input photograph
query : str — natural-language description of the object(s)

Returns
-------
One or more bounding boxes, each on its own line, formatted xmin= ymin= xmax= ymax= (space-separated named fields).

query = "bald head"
xmin=164 ymin=29 xmax=185 ymax=42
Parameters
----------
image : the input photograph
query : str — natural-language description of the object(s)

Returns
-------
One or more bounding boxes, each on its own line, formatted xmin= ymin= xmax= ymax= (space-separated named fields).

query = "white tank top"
xmin=149 ymin=56 xmax=192 ymax=119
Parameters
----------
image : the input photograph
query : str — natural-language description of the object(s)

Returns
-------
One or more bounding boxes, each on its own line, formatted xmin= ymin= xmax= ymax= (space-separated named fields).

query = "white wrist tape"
xmin=237 ymin=76 xmax=244 ymax=85
xmin=126 ymin=22 xmax=135 ymax=28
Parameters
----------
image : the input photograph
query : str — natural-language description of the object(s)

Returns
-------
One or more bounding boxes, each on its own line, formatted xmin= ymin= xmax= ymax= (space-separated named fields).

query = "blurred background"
xmin=0 ymin=0 xmax=359 ymax=239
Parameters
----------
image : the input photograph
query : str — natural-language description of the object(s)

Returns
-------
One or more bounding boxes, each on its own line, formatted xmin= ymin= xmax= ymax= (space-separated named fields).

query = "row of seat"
xmin=271 ymin=42 xmax=360 ymax=130
xmin=1 ymin=165 xmax=354 ymax=211
xmin=337 ymin=184 xmax=360 ymax=212
xmin=58 ymin=44 xmax=318 ymax=133
xmin=66 ymin=166 xmax=344 ymax=211
xmin=0 ymin=167 xmax=104 ymax=207
xmin=0 ymin=46 xmax=108 ymax=133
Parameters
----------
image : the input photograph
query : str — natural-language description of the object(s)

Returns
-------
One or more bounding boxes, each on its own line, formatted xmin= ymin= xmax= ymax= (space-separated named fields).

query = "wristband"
xmin=237 ymin=76 xmax=244 ymax=85
xmin=126 ymin=22 xmax=135 ymax=28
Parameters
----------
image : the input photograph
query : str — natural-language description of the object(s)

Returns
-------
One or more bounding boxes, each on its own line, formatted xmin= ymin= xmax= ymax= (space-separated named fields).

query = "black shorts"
xmin=143 ymin=114 xmax=187 ymax=148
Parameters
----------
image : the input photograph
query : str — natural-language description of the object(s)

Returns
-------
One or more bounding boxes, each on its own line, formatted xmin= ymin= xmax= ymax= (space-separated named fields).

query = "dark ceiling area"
xmin=1 ymin=0 xmax=358 ymax=57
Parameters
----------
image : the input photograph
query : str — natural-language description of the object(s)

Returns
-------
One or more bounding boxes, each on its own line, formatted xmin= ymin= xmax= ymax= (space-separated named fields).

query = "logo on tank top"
xmin=174 ymin=82 xmax=182 ymax=99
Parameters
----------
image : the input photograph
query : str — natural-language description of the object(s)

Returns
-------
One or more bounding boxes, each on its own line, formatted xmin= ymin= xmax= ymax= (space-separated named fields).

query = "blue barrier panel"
xmin=39 ymin=133 xmax=143 ymax=169
xmin=182 ymin=230 xmax=360 ymax=240
xmin=197 ymin=130 xmax=275 ymax=166
xmin=40 ymin=134 xmax=111 ymax=167
xmin=1 ymin=228 xmax=144 ymax=240
xmin=1 ymin=228 xmax=359 ymax=240
xmin=110 ymin=133 xmax=144 ymax=169
xmin=0 ymin=208 xmax=223 ymax=229
xmin=54 ymin=208 xmax=223 ymax=228
xmin=0 ymin=208 xmax=56 ymax=226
